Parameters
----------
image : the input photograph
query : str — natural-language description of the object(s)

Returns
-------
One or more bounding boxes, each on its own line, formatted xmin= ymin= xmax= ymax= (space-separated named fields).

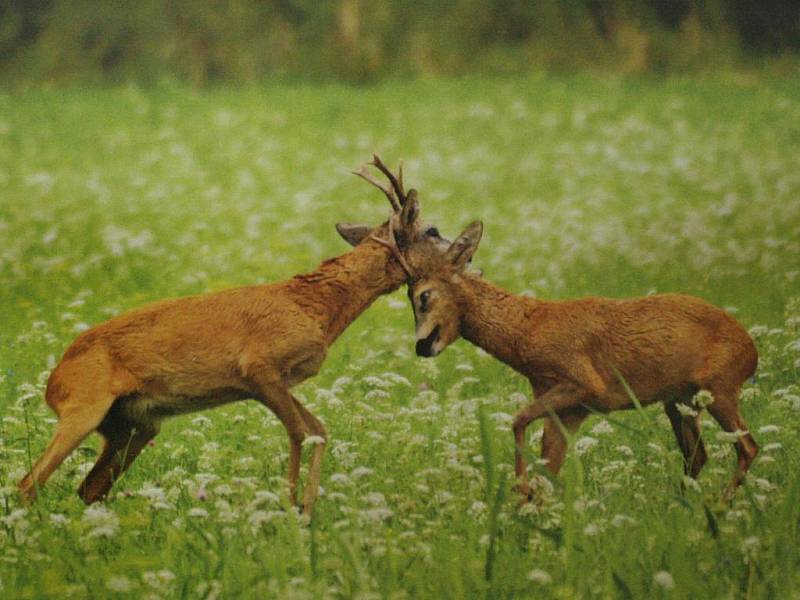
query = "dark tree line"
xmin=1 ymin=0 xmax=798 ymax=83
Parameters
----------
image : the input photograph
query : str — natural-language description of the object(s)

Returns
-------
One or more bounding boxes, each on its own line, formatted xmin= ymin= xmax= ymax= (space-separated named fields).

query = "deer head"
xmin=408 ymin=221 xmax=483 ymax=357
xmin=336 ymin=155 xmax=450 ymax=277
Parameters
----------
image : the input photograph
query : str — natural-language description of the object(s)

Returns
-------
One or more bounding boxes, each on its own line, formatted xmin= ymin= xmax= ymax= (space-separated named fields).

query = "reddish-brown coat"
xmin=20 ymin=236 xmax=410 ymax=512
xmin=20 ymin=155 xmax=444 ymax=514
xmin=408 ymin=222 xmax=759 ymax=501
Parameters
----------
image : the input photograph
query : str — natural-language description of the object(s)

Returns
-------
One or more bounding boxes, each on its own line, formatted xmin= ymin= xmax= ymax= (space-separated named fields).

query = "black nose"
xmin=415 ymin=326 xmax=440 ymax=357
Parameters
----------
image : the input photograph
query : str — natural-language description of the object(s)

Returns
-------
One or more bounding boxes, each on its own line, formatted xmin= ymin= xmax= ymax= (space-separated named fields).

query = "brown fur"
xmin=19 ymin=157 xmax=447 ymax=514
xmin=409 ymin=222 xmax=759 ymax=502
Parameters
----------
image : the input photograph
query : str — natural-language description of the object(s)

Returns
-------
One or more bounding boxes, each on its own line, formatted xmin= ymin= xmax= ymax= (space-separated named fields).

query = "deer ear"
xmin=336 ymin=223 xmax=373 ymax=247
xmin=400 ymin=189 xmax=420 ymax=228
xmin=446 ymin=221 xmax=483 ymax=269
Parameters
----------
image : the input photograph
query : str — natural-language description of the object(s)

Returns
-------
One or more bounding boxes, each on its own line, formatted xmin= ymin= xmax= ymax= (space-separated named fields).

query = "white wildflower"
xmin=192 ymin=415 xmax=212 ymax=428
xmin=49 ymin=513 xmax=69 ymax=527
xmin=468 ymin=500 xmax=487 ymax=517
xmin=386 ymin=297 xmax=406 ymax=310
xmin=583 ymin=523 xmax=601 ymax=536
xmin=195 ymin=472 xmax=220 ymax=487
xmin=364 ymin=389 xmax=390 ymax=401
xmin=574 ymin=436 xmax=599 ymax=455
xmin=214 ymin=484 xmax=233 ymax=496
xmin=682 ymin=476 xmax=702 ymax=493
xmin=653 ymin=571 xmax=675 ymax=590
xmin=675 ymin=403 xmax=698 ymax=417
xmin=106 ymin=576 xmax=135 ymax=592
xmin=328 ymin=473 xmax=351 ymax=486
xmin=489 ymin=412 xmax=513 ymax=426
xmin=364 ymin=492 xmax=386 ymax=506
xmin=757 ymin=425 xmax=780 ymax=435
xmin=435 ymin=491 xmax=454 ymax=504
xmin=611 ymin=514 xmax=637 ymax=528
xmin=253 ymin=490 xmax=281 ymax=505
xmin=139 ymin=484 xmax=172 ymax=509
xmin=248 ymin=510 xmax=283 ymax=533
xmin=528 ymin=569 xmax=553 ymax=584
xmin=302 ymin=435 xmax=326 ymax=447
xmin=716 ymin=430 xmax=748 ymax=443
xmin=188 ymin=508 xmax=209 ymax=519
xmin=351 ymin=466 xmax=374 ymax=479
xmin=143 ymin=569 xmax=176 ymax=588
xmin=694 ymin=390 xmax=715 ymax=407
xmin=215 ymin=500 xmax=236 ymax=523
xmin=590 ymin=420 xmax=614 ymax=435
xmin=753 ymin=477 xmax=774 ymax=491
xmin=381 ymin=372 xmax=411 ymax=386
xmin=362 ymin=507 xmax=393 ymax=523
xmin=740 ymin=536 xmax=760 ymax=563
xmin=362 ymin=375 xmax=391 ymax=389
xmin=509 ymin=392 xmax=528 ymax=406
xmin=739 ymin=388 xmax=758 ymax=402
xmin=83 ymin=505 xmax=119 ymax=538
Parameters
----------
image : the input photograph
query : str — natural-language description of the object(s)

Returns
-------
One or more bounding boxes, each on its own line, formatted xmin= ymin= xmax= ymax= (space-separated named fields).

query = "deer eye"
xmin=425 ymin=227 xmax=441 ymax=238
xmin=419 ymin=290 xmax=431 ymax=311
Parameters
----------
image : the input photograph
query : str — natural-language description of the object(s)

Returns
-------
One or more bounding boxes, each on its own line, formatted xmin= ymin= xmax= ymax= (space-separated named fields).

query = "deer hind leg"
xmin=704 ymin=384 xmax=758 ymax=492
xmin=541 ymin=407 xmax=589 ymax=476
xmin=664 ymin=401 xmax=707 ymax=479
xmin=19 ymin=393 xmax=116 ymax=503
xmin=78 ymin=411 xmax=159 ymax=504
xmin=513 ymin=383 xmax=593 ymax=502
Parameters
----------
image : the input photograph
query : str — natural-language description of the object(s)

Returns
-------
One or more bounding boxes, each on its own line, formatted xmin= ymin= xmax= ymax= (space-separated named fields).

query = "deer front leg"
xmin=291 ymin=397 xmax=327 ymax=515
xmin=253 ymin=374 xmax=326 ymax=515
xmin=513 ymin=383 xmax=592 ymax=503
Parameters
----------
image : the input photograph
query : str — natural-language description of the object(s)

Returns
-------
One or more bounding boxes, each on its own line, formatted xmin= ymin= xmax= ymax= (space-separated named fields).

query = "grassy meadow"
xmin=1 ymin=75 xmax=799 ymax=599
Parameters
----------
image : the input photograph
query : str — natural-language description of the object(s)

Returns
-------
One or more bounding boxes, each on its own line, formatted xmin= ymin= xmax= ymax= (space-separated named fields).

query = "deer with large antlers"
xmin=19 ymin=156 xmax=448 ymax=515
xmin=406 ymin=221 xmax=759 ymax=501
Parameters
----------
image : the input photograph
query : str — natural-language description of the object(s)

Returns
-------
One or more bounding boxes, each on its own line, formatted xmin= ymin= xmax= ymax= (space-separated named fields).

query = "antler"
xmin=351 ymin=154 xmax=407 ymax=211
xmin=352 ymin=165 xmax=400 ymax=212
xmin=368 ymin=215 xmax=416 ymax=280
xmin=352 ymin=153 xmax=417 ymax=280
xmin=369 ymin=154 xmax=406 ymax=206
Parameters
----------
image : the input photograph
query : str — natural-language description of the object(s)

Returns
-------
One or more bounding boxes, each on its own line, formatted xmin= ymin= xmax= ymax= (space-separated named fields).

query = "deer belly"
xmin=119 ymin=389 xmax=249 ymax=422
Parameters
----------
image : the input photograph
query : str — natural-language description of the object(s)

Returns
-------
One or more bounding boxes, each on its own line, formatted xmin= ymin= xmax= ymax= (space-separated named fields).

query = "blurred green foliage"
xmin=1 ymin=0 xmax=798 ymax=84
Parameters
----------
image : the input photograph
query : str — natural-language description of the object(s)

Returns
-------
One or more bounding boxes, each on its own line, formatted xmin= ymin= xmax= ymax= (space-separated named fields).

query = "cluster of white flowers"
xmin=82 ymin=505 xmax=120 ymax=538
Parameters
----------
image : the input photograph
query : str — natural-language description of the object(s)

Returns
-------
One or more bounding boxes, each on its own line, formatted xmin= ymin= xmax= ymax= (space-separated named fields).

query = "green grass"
xmin=1 ymin=74 xmax=799 ymax=599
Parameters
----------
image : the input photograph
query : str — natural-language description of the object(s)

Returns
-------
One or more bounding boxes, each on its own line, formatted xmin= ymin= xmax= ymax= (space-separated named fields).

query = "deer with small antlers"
xmin=19 ymin=156 xmax=449 ymax=515
xmin=406 ymin=221 xmax=759 ymax=501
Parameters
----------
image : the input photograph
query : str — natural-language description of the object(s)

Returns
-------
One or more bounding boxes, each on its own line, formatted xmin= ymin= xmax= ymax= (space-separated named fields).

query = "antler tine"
xmin=398 ymin=160 xmax=404 ymax=197
xmin=370 ymin=154 xmax=406 ymax=206
xmin=352 ymin=165 xmax=401 ymax=212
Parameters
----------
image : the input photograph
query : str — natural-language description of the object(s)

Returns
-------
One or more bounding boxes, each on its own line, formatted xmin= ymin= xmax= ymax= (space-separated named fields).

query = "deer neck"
xmin=455 ymin=275 xmax=534 ymax=372
xmin=290 ymin=240 xmax=406 ymax=345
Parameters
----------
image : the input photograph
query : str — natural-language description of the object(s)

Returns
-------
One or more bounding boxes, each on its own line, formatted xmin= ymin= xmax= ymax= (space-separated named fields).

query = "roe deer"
xmin=19 ymin=156 xmax=449 ymax=515
xmin=406 ymin=221 xmax=759 ymax=502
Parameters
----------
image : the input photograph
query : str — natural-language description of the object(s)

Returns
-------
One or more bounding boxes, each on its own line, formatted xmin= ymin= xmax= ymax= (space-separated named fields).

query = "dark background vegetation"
xmin=1 ymin=0 xmax=799 ymax=85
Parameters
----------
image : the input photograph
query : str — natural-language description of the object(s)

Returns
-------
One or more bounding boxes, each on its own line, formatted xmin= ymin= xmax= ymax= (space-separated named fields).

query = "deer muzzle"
xmin=415 ymin=325 xmax=441 ymax=357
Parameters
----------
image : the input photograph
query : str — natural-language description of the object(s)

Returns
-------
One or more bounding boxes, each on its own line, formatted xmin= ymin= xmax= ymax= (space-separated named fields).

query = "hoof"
xmin=514 ymin=482 xmax=534 ymax=505
xmin=18 ymin=477 xmax=37 ymax=505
